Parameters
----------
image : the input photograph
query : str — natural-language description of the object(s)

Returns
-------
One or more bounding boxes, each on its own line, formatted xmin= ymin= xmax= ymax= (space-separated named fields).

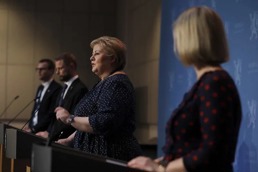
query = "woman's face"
xmin=90 ymin=44 xmax=113 ymax=79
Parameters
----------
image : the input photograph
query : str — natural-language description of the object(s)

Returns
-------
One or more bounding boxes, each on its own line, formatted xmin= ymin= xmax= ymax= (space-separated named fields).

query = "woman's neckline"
xmin=101 ymin=71 xmax=126 ymax=81
xmin=195 ymin=66 xmax=223 ymax=80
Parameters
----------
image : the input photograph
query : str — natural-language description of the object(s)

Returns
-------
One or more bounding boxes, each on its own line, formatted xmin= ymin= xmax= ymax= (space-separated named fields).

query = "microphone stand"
xmin=7 ymin=99 xmax=35 ymax=126
xmin=46 ymin=119 xmax=66 ymax=146
xmin=20 ymin=119 xmax=31 ymax=130
xmin=0 ymin=95 xmax=20 ymax=119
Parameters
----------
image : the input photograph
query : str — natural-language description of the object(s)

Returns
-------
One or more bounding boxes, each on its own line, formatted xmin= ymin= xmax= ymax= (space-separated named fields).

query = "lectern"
xmin=0 ymin=123 xmax=16 ymax=172
xmin=5 ymin=128 xmax=46 ymax=172
xmin=32 ymin=143 xmax=146 ymax=172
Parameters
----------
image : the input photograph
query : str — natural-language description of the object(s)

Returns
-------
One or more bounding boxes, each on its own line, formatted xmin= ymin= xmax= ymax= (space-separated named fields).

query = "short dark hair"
xmin=55 ymin=52 xmax=77 ymax=69
xmin=38 ymin=58 xmax=55 ymax=70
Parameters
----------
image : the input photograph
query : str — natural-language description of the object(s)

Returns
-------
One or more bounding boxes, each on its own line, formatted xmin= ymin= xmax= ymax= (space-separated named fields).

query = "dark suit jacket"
xmin=29 ymin=80 xmax=62 ymax=133
xmin=48 ymin=78 xmax=88 ymax=140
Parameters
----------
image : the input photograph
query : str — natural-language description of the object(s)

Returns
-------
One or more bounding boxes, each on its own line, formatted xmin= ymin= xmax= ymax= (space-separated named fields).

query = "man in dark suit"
xmin=36 ymin=52 xmax=88 ymax=140
xmin=24 ymin=59 xmax=62 ymax=133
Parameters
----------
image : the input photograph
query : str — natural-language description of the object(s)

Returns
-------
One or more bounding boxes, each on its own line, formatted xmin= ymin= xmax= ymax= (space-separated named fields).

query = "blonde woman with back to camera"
xmin=128 ymin=6 xmax=242 ymax=172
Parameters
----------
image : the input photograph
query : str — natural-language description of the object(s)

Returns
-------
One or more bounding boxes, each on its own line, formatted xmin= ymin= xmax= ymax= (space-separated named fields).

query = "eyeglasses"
xmin=35 ymin=67 xmax=48 ymax=71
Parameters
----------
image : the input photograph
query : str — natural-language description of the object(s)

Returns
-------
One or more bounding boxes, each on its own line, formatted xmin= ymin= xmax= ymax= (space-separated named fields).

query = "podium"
xmin=5 ymin=128 xmax=146 ymax=172
xmin=32 ymin=143 xmax=145 ymax=172
xmin=0 ymin=123 xmax=16 ymax=172
xmin=5 ymin=128 xmax=46 ymax=172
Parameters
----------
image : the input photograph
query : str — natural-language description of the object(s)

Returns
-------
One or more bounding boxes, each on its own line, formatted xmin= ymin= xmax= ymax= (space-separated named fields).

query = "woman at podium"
xmin=55 ymin=36 xmax=143 ymax=161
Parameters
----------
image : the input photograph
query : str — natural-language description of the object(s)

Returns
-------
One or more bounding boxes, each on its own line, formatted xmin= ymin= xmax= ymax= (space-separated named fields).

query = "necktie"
xmin=58 ymin=84 xmax=68 ymax=106
xmin=32 ymin=85 xmax=44 ymax=126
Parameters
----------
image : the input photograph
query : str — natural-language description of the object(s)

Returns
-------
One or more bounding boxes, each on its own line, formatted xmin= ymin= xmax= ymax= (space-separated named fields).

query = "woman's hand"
xmin=35 ymin=131 xmax=49 ymax=138
xmin=55 ymin=107 xmax=70 ymax=124
xmin=127 ymin=156 xmax=163 ymax=172
xmin=154 ymin=156 xmax=164 ymax=163
xmin=55 ymin=138 xmax=71 ymax=146
xmin=56 ymin=132 xmax=76 ymax=146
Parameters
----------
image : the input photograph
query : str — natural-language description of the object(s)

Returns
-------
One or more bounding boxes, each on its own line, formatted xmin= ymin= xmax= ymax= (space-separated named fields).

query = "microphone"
xmin=0 ymin=95 xmax=20 ymax=119
xmin=7 ymin=99 xmax=35 ymax=126
xmin=20 ymin=118 xmax=31 ymax=130
xmin=46 ymin=119 xmax=67 ymax=146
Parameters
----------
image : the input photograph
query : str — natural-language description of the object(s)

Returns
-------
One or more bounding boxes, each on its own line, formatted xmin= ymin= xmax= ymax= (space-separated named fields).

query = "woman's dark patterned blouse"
xmin=162 ymin=70 xmax=242 ymax=172
xmin=72 ymin=74 xmax=142 ymax=161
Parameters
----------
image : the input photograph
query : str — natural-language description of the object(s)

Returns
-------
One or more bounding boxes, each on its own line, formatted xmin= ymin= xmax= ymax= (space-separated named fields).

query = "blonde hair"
xmin=173 ymin=6 xmax=229 ymax=68
xmin=90 ymin=36 xmax=127 ymax=71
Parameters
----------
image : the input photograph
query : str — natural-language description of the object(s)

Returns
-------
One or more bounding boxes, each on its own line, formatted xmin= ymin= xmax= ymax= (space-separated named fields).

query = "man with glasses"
xmin=35 ymin=52 xmax=88 ymax=142
xmin=24 ymin=59 xmax=62 ymax=133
